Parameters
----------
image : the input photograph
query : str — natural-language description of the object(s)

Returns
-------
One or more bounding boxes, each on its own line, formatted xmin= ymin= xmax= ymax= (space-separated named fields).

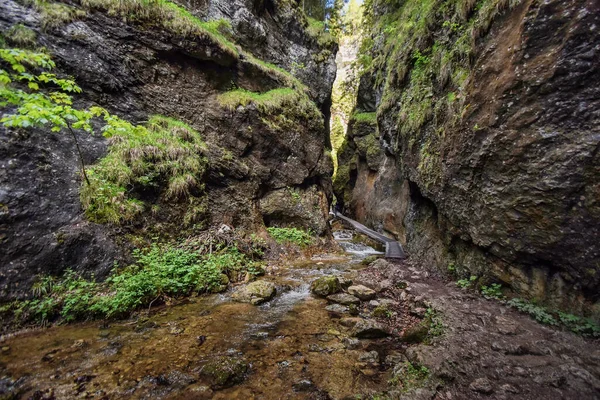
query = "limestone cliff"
xmin=335 ymin=0 xmax=600 ymax=316
xmin=0 ymin=0 xmax=337 ymax=299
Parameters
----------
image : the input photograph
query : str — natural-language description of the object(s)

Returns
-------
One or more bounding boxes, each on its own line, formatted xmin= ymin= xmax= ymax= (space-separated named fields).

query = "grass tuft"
xmin=81 ymin=115 xmax=208 ymax=224
xmin=4 ymin=24 xmax=37 ymax=47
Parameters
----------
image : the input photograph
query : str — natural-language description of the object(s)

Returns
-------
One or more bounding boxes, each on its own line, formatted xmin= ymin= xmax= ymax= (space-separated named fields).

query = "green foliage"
xmin=306 ymin=17 xmax=336 ymax=47
xmin=79 ymin=0 xmax=237 ymax=56
xmin=389 ymin=361 xmax=430 ymax=392
xmin=4 ymin=245 xmax=264 ymax=324
xmin=4 ymin=24 xmax=37 ymax=48
xmin=80 ymin=114 xmax=208 ymax=224
xmin=424 ymin=307 xmax=444 ymax=339
xmin=557 ymin=312 xmax=600 ymax=337
xmin=0 ymin=48 xmax=96 ymax=182
xmin=288 ymin=187 xmax=302 ymax=204
xmin=456 ymin=274 xmax=477 ymax=289
xmin=267 ymin=227 xmax=313 ymax=247
xmin=506 ymin=299 xmax=600 ymax=337
xmin=480 ymin=283 xmax=503 ymax=299
xmin=507 ymin=298 xmax=557 ymax=326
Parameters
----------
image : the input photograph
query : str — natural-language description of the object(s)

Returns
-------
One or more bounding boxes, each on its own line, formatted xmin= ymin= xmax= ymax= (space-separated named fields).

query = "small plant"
xmin=4 ymin=24 xmax=37 ymax=47
xmin=480 ymin=283 xmax=504 ymax=299
xmin=267 ymin=227 xmax=313 ymax=247
xmin=288 ymin=187 xmax=302 ymax=204
xmin=456 ymin=275 xmax=477 ymax=289
xmin=507 ymin=298 xmax=557 ymax=326
xmin=2 ymin=244 xmax=264 ymax=324
xmin=372 ymin=304 xmax=392 ymax=318
xmin=389 ymin=361 xmax=430 ymax=392
xmin=424 ymin=307 xmax=444 ymax=339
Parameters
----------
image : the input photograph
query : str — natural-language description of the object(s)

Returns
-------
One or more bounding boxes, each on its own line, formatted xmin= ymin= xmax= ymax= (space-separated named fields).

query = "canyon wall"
xmin=0 ymin=0 xmax=337 ymax=299
xmin=335 ymin=0 xmax=600 ymax=316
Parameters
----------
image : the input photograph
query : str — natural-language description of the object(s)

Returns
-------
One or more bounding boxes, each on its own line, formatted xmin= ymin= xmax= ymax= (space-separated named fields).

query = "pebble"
xmin=469 ymin=377 xmax=493 ymax=394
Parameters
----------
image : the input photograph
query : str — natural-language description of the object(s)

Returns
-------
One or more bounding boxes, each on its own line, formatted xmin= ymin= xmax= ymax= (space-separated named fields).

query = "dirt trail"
xmin=359 ymin=259 xmax=600 ymax=399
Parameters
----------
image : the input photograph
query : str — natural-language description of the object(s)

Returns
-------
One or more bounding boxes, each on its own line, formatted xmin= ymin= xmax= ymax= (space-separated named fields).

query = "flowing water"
xmin=0 ymin=234 xmax=393 ymax=399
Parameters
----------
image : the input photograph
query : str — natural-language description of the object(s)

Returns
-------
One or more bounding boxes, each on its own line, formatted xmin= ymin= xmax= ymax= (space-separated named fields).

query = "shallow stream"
xmin=0 ymin=232 xmax=394 ymax=399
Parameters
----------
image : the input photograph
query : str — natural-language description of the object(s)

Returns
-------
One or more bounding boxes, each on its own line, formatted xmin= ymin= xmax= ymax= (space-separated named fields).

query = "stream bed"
xmin=0 ymin=232 xmax=397 ymax=399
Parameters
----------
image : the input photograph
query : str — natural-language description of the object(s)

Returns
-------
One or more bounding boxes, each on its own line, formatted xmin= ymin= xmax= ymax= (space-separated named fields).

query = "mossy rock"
xmin=401 ymin=320 xmax=431 ymax=343
xmin=231 ymin=280 xmax=276 ymax=305
xmin=201 ymin=356 xmax=248 ymax=388
xmin=310 ymin=276 xmax=342 ymax=297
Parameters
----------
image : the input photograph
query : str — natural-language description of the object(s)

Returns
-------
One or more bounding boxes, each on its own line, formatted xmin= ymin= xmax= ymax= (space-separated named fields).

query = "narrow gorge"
xmin=0 ymin=0 xmax=598 ymax=399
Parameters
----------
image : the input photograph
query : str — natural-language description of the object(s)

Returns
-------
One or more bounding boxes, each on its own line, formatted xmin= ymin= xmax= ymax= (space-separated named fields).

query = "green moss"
xmin=359 ymin=0 xmax=523 ymax=152
xmin=79 ymin=0 xmax=238 ymax=56
xmin=4 ymin=24 xmax=37 ymax=48
xmin=352 ymin=112 xmax=377 ymax=125
xmin=81 ymin=115 xmax=208 ymax=225
xmin=217 ymin=88 xmax=323 ymax=131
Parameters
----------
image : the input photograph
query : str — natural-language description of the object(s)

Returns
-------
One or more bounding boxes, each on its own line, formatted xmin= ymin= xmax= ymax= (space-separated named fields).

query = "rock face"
xmin=0 ymin=0 xmax=337 ymax=299
xmin=335 ymin=0 xmax=600 ymax=317
xmin=231 ymin=280 xmax=276 ymax=305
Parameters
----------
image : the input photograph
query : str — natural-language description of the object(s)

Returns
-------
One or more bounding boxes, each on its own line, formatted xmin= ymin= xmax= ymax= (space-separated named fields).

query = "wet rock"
xmin=469 ymin=377 xmax=493 ymax=394
xmin=325 ymin=304 xmax=349 ymax=314
xmin=348 ymin=285 xmax=376 ymax=301
xmin=339 ymin=317 xmax=363 ymax=328
xmin=231 ymin=280 xmax=276 ymax=305
xmin=358 ymin=350 xmax=379 ymax=364
xmin=342 ymin=337 xmax=360 ymax=349
xmin=385 ymin=352 xmax=407 ymax=365
xmin=310 ymin=276 xmax=342 ymax=297
xmin=378 ymin=298 xmax=399 ymax=307
xmin=292 ymin=379 xmax=315 ymax=392
xmin=200 ymin=356 xmax=248 ymax=389
xmin=339 ymin=277 xmax=353 ymax=289
xmin=348 ymin=304 xmax=360 ymax=316
xmin=500 ymin=383 xmax=520 ymax=394
xmin=327 ymin=293 xmax=360 ymax=305
xmin=351 ymin=319 xmax=390 ymax=338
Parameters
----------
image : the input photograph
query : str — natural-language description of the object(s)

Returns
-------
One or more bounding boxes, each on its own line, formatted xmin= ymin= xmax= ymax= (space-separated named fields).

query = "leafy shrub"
xmin=480 ymin=283 xmax=503 ymax=299
xmin=456 ymin=275 xmax=477 ymax=289
xmin=507 ymin=298 xmax=557 ymax=326
xmin=3 ymin=245 xmax=264 ymax=324
xmin=267 ymin=227 xmax=313 ymax=247
xmin=389 ymin=361 xmax=430 ymax=392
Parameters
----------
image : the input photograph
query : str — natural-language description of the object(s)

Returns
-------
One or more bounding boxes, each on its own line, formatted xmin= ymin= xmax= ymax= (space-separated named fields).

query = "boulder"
xmin=310 ymin=276 xmax=342 ymax=297
xmin=200 ymin=356 xmax=248 ymax=388
xmin=348 ymin=285 xmax=376 ymax=300
xmin=231 ymin=281 xmax=276 ymax=305
xmin=351 ymin=319 xmax=390 ymax=338
xmin=327 ymin=293 xmax=360 ymax=305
